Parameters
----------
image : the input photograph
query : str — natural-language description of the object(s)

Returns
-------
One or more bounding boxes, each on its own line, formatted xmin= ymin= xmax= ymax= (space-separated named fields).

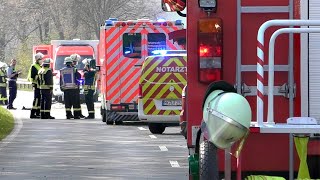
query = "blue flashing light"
xmin=152 ymin=50 xmax=167 ymax=56
xmin=157 ymin=18 xmax=166 ymax=22
xmin=175 ymin=20 xmax=182 ymax=25
xmin=109 ymin=18 xmax=118 ymax=21
xmin=105 ymin=20 xmax=113 ymax=26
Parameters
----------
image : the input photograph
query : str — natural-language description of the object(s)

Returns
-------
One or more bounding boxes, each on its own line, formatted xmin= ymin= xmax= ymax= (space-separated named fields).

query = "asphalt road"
xmin=0 ymin=91 xmax=189 ymax=180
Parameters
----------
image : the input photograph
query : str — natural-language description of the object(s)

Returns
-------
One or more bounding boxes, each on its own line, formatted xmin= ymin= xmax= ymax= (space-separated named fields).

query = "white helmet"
xmin=42 ymin=58 xmax=51 ymax=66
xmin=82 ymin=58 xmax=91 ymax=66
xmin=70 ymin=53 xmax=81 ymax=62
xmin=64 ymin=57 xmax=73 ymax=64
xmin=34 ymin=52 xmax=44 ymax=61
xmin=0 ymin=61 xmax=7 ymax=69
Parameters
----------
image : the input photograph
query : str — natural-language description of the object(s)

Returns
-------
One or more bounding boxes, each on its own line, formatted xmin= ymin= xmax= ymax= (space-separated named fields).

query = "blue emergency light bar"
xmin=105 ymin=20 xmax=113 ymax=26
xmin=109 ymin=18 xmax=118 ymax=21
xmin=175 ymin=20 xmax=182 ymax=25
xmin=152 ymin=50 xmax=168 ymax=55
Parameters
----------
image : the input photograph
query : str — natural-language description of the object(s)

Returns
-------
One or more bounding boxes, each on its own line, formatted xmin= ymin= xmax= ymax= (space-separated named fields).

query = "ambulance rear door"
xmin=140 ymin=54 xmax=187 ymax=116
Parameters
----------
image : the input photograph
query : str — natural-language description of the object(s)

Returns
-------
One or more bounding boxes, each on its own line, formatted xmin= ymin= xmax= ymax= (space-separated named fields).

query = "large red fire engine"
xmin=163 ymin=0 xmax=320 ymax=179
xmin=98 ymin=18 xmax=184 ymax=125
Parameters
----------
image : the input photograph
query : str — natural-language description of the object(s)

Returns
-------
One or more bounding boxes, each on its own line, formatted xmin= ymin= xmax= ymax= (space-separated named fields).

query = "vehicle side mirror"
xmin=161 ymin=0 xmax=186 ymax=12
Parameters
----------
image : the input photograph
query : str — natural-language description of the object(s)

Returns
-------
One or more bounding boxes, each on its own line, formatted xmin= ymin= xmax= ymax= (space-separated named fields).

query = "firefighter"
xmin=0 ymin=62 xmax=8 ymax=105
xmin=70 ymin=53 xmax=85 ymax=119
xmin=60 ymin=57 xmax=81 ymax=119
xmin=38 ymin=58 xmax=55 ymax=119
xmin=82 ymin=58 xmax=96 ymax=119
xmin=28 ymin=52 xmax=43 ymax=118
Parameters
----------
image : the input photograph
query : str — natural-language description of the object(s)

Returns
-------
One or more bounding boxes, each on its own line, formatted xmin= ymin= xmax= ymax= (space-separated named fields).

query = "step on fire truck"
xmin=33 ymin=39 xmax=99 ymax=103
xmin=98 ymin=18 xmax=185 ymax=125
xmin=162 ymin=0 xmax=320 ymax=179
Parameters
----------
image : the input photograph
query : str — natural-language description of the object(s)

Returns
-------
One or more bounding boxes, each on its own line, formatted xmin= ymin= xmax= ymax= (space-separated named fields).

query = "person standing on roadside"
xmin=0 ymin=62 xmax=8 ymax=105
xmin=70 ymin=53 xmax=85 ymax=119
xmin=7 ymin=59 xmax=20 ymax=110
xmin=28 ymin=53 xmax=43 ymax=118
xmin=38 ymin=58 xmax=55 ymax=119
xmin=82 ymin=59 xmax=97 ymax=119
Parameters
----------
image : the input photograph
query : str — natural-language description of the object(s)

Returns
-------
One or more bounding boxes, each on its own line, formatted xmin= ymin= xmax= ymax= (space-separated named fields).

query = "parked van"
xmin=138 ymin=52 xmax=187 ymax=134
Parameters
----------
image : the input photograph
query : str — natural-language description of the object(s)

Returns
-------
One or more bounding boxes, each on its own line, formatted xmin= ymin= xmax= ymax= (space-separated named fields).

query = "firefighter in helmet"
xmin=82 ymin=58 xmax=97 ymax=119
xmin=60 ymin=57 xmax=81 ymax=119
xmin=38 ymin=58 xmax=55 ymax=119
xmin=0 ymin=62 xmax=8 ymax=105
xmin=28 ymin=52 xmax=44 ymax=118
xmin=70 ymin=53 xmax=85 ymax=119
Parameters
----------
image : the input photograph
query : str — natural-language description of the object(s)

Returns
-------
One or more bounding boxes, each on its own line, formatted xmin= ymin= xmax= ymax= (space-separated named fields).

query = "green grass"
xmin=0 ymin=106 xmax=14 ymax=141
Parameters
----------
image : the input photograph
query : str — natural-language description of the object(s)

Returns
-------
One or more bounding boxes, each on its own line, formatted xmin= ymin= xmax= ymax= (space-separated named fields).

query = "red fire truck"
xmin=98 ymin=18 xmax=184 ymax=125
xmin=33 ymin=39 xmax=99 ymax=102
xmin=162 ymin=0 xmax=320 ymax=179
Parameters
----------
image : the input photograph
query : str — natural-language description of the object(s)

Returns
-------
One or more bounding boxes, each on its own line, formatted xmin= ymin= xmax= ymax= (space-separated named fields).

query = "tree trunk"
xmin=0 ymin=29 xmax=6 ymax=62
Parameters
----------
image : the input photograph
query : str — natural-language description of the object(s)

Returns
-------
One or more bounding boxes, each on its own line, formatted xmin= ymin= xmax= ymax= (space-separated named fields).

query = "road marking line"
xmin=138 ymin=127 xmax=147 ymax=131
xmin=170 ymin=161 xmax=180 ymax=168
xmin=0 ymin=113 xmax=23 ymax=151
xmin=159 ymin=146 xmax=168 ymax=151
xmin=149 ymin=135 xmax=157 ymax=139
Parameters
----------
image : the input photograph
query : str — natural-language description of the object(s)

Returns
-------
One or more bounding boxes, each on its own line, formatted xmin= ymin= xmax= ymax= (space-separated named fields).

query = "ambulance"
xmin=98 ymin=18 xmax=185 ymax=125
xmin=138 ymin=50 xmax=187 ymax=134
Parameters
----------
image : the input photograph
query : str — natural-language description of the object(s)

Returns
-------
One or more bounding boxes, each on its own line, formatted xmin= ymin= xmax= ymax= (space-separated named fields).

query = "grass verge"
xmin=0 ymin=106 xmax=14 ymax=141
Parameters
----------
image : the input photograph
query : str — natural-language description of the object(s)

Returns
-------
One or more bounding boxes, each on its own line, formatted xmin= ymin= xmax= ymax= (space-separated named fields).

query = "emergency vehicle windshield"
xmin=55 ymin=55 xmax=93 ymax=70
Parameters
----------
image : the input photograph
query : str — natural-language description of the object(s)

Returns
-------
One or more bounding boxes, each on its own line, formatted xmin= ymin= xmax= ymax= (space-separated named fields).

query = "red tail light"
xmin=198 ymin=18 xmax=223 ymax=83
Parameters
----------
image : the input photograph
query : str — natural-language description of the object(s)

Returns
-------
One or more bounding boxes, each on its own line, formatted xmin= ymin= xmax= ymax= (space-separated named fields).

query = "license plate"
xmin=162 ymin=100 xmax=182 ymax=106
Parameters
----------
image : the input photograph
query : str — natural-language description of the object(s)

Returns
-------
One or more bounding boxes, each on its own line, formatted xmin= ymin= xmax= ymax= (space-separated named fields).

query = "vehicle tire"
xmin=148 ymin=123 xmax=166 ymax=134
xmin=199 ymin=139 xmax=219 ymax=180
xmin=106 ymin=120 xmax=113 ymax=125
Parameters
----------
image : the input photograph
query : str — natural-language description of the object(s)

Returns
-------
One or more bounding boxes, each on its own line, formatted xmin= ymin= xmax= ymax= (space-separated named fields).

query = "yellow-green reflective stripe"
xmin=88 ymin=111 xmax=95 ymax=113
xmin=40 ymin=85 xmax=53 ymax=89
xmin=40 ymin=110 xmax=51 ymax=112
xmin=0 ymin=83 xmax=6 ymax=87
xmin=73 ymin=108 xmax=81 ymax=111
xmin=66 ymin=108 xmax=71 ymax=111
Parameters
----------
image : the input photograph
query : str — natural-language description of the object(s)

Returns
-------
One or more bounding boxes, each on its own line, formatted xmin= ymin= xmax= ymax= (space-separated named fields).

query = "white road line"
xmin=138 ymin=127 xmax=147 ymax=131
xmin=0 ymin=113 xmax=23 ymax=151
xmin=159 ymin=146 xmax=168 ymax=151
xmin=149 ymin=135 xmax=157 ymax=139
xmin=169 ymin=161 xmax=180 ymax=168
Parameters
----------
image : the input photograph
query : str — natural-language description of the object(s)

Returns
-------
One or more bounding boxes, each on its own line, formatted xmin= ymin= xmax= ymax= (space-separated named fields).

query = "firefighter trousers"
xmin=40 ymin=89 xmax=52 ymax=118
xmin=31 ymin=87 xmax=41 ymax=116
xmin=0 ymin=86 xmax=7 ymax=105
xmin=64 ymin=89 xmax=81 ymax=118
xmin=85 ymin=89 xmax=95 ymax=118
xmin=75 ymin=88 xmax=83 ymax=117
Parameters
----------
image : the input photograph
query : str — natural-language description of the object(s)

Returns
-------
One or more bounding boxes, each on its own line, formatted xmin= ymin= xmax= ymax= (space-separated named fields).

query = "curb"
xmin=0 ymin=112 xmax=23 ymax=151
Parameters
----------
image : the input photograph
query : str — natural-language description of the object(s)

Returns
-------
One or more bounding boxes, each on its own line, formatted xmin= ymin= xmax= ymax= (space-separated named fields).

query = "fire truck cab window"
xmin=55 ymin=55 xmax=93 ymax=70
xmin=147 ymin=33 xmax=166 ymax=56
xmin=123 ymin=33 xmax=142 ymax=58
